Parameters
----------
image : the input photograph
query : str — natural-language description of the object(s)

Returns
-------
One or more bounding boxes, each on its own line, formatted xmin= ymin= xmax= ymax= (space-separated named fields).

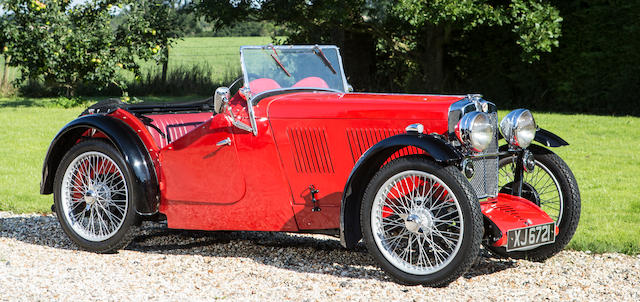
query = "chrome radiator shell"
xmin=448 ymin=97 xmax=500 ymax=199
xmin=466 ymin=112 xmax=499 ymax=198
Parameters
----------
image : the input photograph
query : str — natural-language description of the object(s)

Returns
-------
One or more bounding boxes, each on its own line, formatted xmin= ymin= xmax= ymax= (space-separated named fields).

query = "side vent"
xmin=347 ymin=128 xmax=427 ymax=164
xmin=346 ymin=128 xmax=402 ymax=163
xmin=288 ymin=128 xmax=335 ymax=174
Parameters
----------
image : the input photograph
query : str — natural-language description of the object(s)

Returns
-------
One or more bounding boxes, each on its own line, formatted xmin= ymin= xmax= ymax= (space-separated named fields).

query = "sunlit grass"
xmin=0 ymin=99 xmax=81 ymax=213
xmin=519 ymin=112 xmax=640 ymax=255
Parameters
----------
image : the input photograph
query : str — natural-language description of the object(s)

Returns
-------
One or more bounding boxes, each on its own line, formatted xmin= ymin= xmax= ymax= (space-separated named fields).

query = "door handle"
xmin=216 ymin=137 xmax=232 ymax=146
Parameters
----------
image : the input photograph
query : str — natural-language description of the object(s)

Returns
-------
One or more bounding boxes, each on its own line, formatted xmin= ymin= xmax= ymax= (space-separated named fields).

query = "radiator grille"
xmin=288 ymin=128 xmax=334 ymax=174
xmin=467 ymin=112 xmax=499 ymax=198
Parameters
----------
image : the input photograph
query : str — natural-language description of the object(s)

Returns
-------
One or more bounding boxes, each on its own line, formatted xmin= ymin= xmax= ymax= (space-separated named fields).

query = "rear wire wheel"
xmin=54 ymin=139 xmax=138 ymax=253
xmin=488 ymin=145 xmax=581 ymax=260
xmin=361 ymin=156 xmax=482 ymax=286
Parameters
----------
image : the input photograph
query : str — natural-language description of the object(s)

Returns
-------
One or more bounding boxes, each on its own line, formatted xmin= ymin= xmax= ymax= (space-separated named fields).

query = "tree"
xmin=195 ymin=0 xmax=562 ymax=93
xmin=0 ymin=12 xmax=13 ymax=90
xmin=117 ymin=0 xmax=189 ymax=83
xmin=0 ymin=0 xmax=184 ymax=97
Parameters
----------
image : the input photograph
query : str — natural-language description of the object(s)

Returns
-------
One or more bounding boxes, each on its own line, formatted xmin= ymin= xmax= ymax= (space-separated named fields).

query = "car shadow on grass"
xmin=0 ymin=215 xmax=517 ymax=284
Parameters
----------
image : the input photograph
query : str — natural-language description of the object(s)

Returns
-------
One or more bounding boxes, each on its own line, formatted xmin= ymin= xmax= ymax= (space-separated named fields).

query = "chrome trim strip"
xmin=346 ymin=92 xmax=466 ymax=97
xmin=247 ymin=97 xmax=258 ymax=136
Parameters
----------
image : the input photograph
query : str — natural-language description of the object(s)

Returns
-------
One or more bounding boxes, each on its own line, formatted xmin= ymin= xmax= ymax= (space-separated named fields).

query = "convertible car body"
xmin=41 ymin=45 xmax=580 ymax=286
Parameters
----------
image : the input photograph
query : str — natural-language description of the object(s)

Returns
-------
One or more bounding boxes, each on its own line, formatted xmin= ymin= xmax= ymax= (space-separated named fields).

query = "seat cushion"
xmin=292 ymin=77 xmax=329 ymax=89
xmin=144 ymin=112 xmax=212 ymax=149
xmin=248 ymin=78 xmax=282 ymax=95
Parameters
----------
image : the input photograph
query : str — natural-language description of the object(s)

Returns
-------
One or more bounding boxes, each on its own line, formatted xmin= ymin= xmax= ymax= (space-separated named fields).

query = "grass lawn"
xmin=0 ymin=98 xmax=638 ymax=255
xmin=527 ymin=112 xmax=640 ymax=255
xmin=0 ymin=98 xmax=81 ymax=213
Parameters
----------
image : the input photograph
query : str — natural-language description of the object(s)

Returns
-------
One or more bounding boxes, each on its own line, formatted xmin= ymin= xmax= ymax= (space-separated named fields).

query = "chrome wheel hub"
xmin=84 ymin=190 xmax=97 ymax=205
xmin=404 ymin=209 xmax=435 ymax=235
xmin=84 ymin=183 xmax=111 ymax=206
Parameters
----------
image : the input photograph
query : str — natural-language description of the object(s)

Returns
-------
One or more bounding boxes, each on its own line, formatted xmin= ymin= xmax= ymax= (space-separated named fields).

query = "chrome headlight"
xmin=500 ymin=109 xmax=536 ymax=148
xmin=455 ymin=112 xmax=494 ymax=152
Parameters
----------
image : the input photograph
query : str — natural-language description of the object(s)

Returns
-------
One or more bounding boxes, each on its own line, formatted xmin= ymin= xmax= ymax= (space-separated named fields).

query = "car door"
xmin=160 ymin=113 xmax=246 ymax=204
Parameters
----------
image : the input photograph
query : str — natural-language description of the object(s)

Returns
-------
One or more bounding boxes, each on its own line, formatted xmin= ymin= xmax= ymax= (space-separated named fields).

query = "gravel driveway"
xmin=1 ymin=211 xmax=638 ymax=301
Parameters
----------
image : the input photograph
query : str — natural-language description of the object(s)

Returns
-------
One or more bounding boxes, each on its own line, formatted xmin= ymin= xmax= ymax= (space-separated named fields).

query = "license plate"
xmin=506 ymin=222 xmax=555 ymax=252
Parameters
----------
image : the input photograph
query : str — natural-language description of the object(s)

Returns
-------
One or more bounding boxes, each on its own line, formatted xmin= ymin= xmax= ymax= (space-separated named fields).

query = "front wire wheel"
xmin=498 ymin=152 xmax=563 ymax=225
xmin=489 ymin=144 xmax=581 ymax=260
xmin=361 ymin=156 xmax=482 ymax=286
xmin=54 ymin=140 xmax=138 ymax=253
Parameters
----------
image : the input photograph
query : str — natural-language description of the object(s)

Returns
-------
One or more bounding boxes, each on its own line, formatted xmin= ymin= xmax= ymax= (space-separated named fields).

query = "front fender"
xmin=339 ymin=133 xmax=463 ymax=249
xmin=40 ymin=114 xmax=160 ymax=215
xmin=534 ymin=128 xmax=569 ymax=147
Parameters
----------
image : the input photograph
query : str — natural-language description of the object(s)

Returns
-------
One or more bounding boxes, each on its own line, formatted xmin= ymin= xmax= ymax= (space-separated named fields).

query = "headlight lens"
xmin=500 ymin=109 xmax=537 ymax=148
xmin=455 ymin=112 xmax=494 ymax=152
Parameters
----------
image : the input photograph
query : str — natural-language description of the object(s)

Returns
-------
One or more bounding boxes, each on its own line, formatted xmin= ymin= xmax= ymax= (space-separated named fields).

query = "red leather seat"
xmin=145 ymin=112 xmax=212 ymax=149
xmin=248 ymin=78 xmax=282 ymax=95
xmin=292 ymin=77 xmax=329 ymax=89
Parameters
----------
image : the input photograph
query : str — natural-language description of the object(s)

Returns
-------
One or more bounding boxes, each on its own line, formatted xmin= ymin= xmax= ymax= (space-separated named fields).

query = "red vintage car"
xmin=41 ymin=45 xmax=580 ymax=286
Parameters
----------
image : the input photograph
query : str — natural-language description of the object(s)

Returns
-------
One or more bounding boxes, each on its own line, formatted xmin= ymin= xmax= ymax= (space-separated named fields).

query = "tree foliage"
xmin=117 ymin=0 xmax=190 ymax=66
xmin=195 ymin=0 xmax=562 ymax=92
xmin=0 ymin=0 xmax=184 ymax=96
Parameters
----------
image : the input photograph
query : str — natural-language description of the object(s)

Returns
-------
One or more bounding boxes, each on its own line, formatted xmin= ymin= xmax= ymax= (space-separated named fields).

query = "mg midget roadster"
xmin=41 ymin=45 xmax=580 ymax=286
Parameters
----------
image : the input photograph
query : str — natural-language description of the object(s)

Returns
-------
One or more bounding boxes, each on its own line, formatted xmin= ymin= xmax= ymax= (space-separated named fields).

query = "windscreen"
xmin=240 ymin=45 xmax=347 ymax=95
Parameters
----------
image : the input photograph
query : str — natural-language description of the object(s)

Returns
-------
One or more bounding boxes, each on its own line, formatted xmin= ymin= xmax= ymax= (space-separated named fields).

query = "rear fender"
xmin=339 ymin=133 xmax=463 ymax=249
xmin=40 ymin=114 xmax=160 ymax=215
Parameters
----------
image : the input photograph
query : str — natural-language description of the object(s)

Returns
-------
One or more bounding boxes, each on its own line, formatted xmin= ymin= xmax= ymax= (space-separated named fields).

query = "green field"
xmin=137 ymin=36 xmax=276 ymax=82
xmin=0 ymin=97 xmax=638 ymax=255
xmin=1 ymin=36 xmax=276 ymax=85
xmin=527 ymin=113 xmax=640 ymax=255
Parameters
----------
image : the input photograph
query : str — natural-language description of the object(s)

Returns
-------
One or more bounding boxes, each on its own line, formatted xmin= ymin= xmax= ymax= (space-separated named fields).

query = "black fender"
xmin=339 ymin=133 xmax=463 ymax=249
xmin=40 ymin=114 xmax=160 ymax=215
xmin=534 ymin=128 xmax=569 ymax=147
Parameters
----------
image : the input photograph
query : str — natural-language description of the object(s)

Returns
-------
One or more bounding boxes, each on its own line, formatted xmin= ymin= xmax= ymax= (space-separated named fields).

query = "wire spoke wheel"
xmin=60 ymin=151 xmax=129 ymax=242
xmin=498 ymin=157 xmax=563 ymax=224
xmin=361 ymin=156 xmax=482 ymax=286
xmin=371 ymin=170 xmax=464 ymax=275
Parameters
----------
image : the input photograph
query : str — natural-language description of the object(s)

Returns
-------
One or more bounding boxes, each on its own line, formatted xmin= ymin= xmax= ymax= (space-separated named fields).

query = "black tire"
xmin=361 ymin=156 xmax=483 ymax=286
xmin=487 ymin=144 xmax=581 ymax=261
xmin=53 ymin=139 xmax=138 ymax=253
